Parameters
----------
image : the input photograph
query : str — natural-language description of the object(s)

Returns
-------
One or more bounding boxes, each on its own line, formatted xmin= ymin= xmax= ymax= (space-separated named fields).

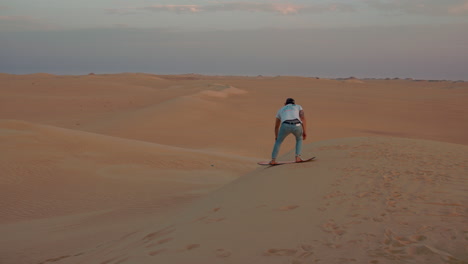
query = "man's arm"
xmin=299 ymin=110 xmax=307 ymax=140
xmin=274 ymin=118 xmax=281 ymax=140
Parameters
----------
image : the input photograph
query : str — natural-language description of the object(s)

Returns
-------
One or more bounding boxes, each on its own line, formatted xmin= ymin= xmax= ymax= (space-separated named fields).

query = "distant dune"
xmin=0 ymin=73 xmax=467 ymax=264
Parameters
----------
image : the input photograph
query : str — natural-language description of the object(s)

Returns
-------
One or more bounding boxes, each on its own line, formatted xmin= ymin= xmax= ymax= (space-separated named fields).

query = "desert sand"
xmin=0 ymin=73 xmax=467 ymax=264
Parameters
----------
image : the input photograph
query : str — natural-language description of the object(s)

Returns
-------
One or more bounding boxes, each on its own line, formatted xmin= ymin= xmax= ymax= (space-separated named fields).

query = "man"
xmin=270 ymin=98 xmax=307 ymax=165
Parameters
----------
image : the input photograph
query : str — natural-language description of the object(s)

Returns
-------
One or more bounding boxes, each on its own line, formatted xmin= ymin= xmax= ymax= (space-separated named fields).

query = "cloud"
xmin=363 ymin=0 xmax=468 ymax=16
xmin=107 ymin=5 xmax=200 ymax=15
xmin=203 ymin=3 xmax=304 ymax=15
xmin=107 ymin=2 xmax=354 ymax=16
xmin=448 ymin=1 xmax=468 ymax=15
xmin=143 ymin=5 xmax=201 ymax=13
xmin=106 ymin=1 xmax=468 ymax=16
xmin=301 ymin=3 xmax=356 ymax=13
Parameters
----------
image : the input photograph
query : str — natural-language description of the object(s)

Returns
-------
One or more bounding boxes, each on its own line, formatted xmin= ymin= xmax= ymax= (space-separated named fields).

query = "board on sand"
xmin=257 ymin=157 xmax=316 ymax=166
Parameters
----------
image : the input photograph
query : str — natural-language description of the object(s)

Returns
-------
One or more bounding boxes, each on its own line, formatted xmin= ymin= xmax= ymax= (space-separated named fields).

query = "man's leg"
xmin=292 ymin=125 xmax=303 ymax=162
xmin=271 ymin=125 xmax=290 ymax=162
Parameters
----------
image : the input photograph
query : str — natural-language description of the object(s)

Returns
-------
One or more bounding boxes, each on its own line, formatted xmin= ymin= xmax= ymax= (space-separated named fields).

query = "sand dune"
xmin=0 ymin=119 xmax=256 ymax=264
xmin=0 ymin=119 xmax=254 ymax=223
xmin=1 ymin=74 xmax=467 ymax=154
xmin=84 ymin=83 xmax=252 ymax=154
xmin=41 ymin=137 xmax=468 ymax=264
xmin=0 ymin=74 xmax=467 ymax=264
xmin=197 ymin=84 xmax=247 ymax=98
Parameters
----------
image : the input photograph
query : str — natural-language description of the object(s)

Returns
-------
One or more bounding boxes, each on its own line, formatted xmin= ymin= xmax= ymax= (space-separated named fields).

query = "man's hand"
xmin=274 ymin=118 xmax=281 ymax=142
xmin=299 ymin=110 xmax=307 ymax=141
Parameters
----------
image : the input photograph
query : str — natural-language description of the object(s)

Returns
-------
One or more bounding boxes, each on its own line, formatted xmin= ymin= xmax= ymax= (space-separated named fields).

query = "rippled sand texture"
xmin=0 ymin=74 xmax=467 ymax=264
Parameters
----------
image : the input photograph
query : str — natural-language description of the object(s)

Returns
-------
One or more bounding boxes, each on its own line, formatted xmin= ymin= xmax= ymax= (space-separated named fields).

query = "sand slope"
xmin=0 ymin=119 xmax=255 ymax=264
xmin=1 ymin=74 xmax=467 ymax=264
xmin=48 ymin=137 xmax=468 ymax=264
xmin=0 ymin=119 xmax=255 ymax=223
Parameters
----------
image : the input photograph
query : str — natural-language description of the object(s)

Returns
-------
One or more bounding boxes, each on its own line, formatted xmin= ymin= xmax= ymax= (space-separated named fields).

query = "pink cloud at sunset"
xmin=143 ymin=5 xmax=201 ymax=13
xmin=104 ymin=1 xmax=468 ymax=16
xmin=270 ymin=3 xmax=302 ymax=15
xmin=448 ymin=1 xmax=468 ymax=14
xmin=364 ymin=0 xmax=468 ymax=16
xmin=202 ymin=2 xmax=303 ymax=14
xmin=107 ymin=2 xmax=353 ymax=15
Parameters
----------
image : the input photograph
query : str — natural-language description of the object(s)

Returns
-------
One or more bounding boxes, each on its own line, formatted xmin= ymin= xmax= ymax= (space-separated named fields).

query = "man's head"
xmin=285 ymin=98 xmax=295 ymax=105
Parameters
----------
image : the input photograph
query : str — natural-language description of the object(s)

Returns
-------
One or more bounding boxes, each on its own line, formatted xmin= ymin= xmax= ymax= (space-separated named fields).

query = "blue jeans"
xmin=271 ymin=123 xmax=303 ymax=159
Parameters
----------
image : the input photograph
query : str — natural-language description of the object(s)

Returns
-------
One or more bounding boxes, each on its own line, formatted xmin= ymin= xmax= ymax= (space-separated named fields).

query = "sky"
xmin=1 ymin=0 xmax=467 ymax=80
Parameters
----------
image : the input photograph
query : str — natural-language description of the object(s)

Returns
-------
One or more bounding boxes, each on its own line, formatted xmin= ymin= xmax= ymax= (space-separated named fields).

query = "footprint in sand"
xmin=277 ymin=205 xmax=299 ymax=211
xmin=263 ymin=244 xmax=315 ymax=261
xmin=100 ymin=257 xmax=117 ymax=264
xmin=142 ymin=225 xmax=176 ymax=242
xmin=194 ymin=217 xmax=226 ymax=224
xmin=193 ymin=208 xmax=224 ymax=223
xmin=264 ymin=248 xmax=298 ymax=256
xmin=409 ymin=235 xmax=427 ymax=242
xmin=295 ymin=248 xmax=314 ymax=260
xmin=372 ymin=217 xmax=385 ymax=222
xmin=193 ymin=216 xmax=208 ymax=223
xmin=215 ymin=249 xmax=232 ymax=258
xmin=205 ymin=217 xmax=226 ymax=223
xmin=157 ymin=237 xmax=173 ymax=245
xmin=295 ymin=252 xmax=314 ymax=260
xmin=39 ymin=255 xmax=71 ymax=264
xmin=300 ymin=244 xmax=314 ymax=252
xmin=146 ymin=237 xmax=174 ymax=248
xmin=321 ymin=220 xmax=346 ymax=236
xmin=186 ymin=244 xmax=200 ymax=250
xmin=101 ymin=257 xmax=128 ymax=264
xmin=355 ymin=191 xmax=372 ymax=198
xmin=148 ymin=249 xmax=167 ymax=256
xmin=113 ymin=258 xmax=129 ymax=264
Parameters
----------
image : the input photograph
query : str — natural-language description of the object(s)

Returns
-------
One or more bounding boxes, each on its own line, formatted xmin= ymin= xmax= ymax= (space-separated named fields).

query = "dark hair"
xmin=285 ymin=98 xmax=295 ymax=105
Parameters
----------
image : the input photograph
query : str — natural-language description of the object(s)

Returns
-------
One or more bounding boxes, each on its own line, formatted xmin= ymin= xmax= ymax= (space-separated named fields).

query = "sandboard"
xmin=257 ymin=157 xmax=316 ymax=166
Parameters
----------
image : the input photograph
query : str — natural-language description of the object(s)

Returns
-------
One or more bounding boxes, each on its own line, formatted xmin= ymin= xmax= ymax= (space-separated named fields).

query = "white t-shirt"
xmin=276 ymin=104 xmax=303 ymax=123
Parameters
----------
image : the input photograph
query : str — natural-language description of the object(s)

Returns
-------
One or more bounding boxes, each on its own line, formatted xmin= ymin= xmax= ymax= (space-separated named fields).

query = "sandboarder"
xmin=270 ymin=98 xmax=307 ymax=165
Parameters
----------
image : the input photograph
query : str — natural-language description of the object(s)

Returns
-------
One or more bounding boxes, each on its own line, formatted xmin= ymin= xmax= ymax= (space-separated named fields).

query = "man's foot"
xmin=269 ymin=160 xmax=278 ymax=165
xmin=295 ymin=157 xmax=304 ymax=163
